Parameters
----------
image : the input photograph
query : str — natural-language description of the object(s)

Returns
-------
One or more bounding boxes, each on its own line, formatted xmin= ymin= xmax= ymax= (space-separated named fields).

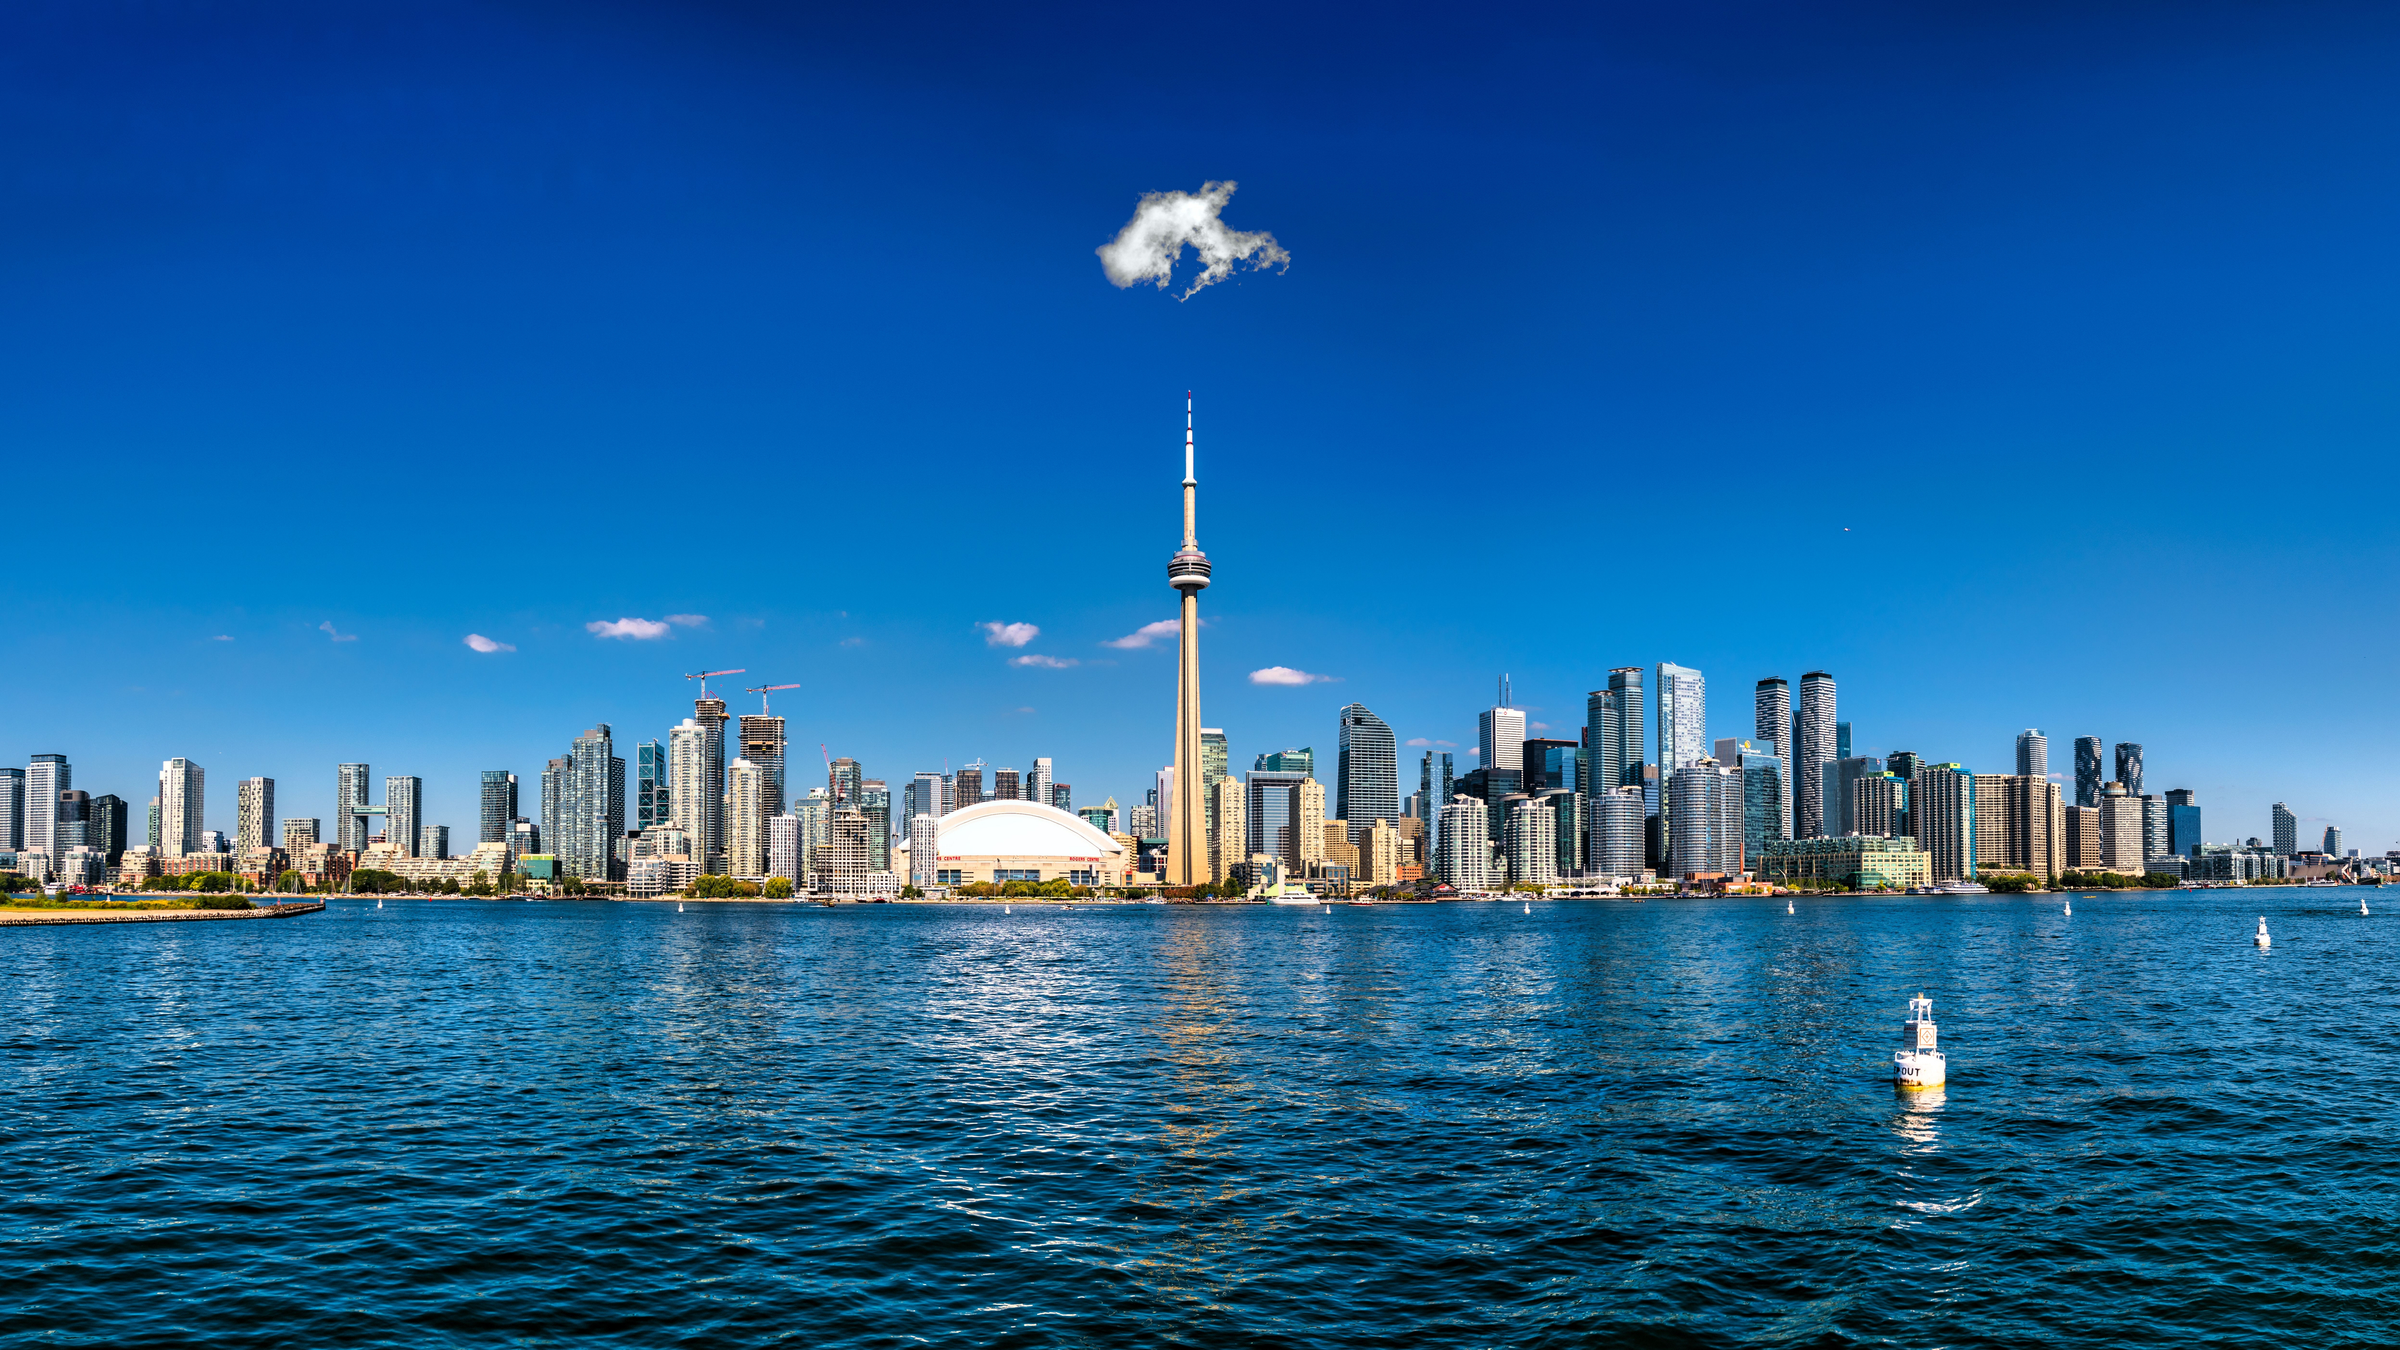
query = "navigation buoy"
xmin=2255 ymin=915 xmax=2272 ymax=948
xmin=2064 ymin=899 xmax=2072 ymax=916
xmin=1004 ymin=905 xmax=1010 ymax=914
xmin=1523 ymin=902 xmax=1531 ymax=914
xmin=2363 ymin=898 xmax=2371 ymax=916
xmin=1894 ymin=993 xmax=1946 ymax=1088
xmin=376 ymin=899 xmax=382 ymax=909
xmin=1787 ymin=899 xmax=1794 ymax=914
xmin=678 ymin=903 xmax=685 ymax=913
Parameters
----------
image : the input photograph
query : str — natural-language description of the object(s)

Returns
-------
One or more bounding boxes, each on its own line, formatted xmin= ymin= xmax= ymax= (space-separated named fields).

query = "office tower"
xmin=994 ymin=767 xmax=1021 ymax=802
xmin=907 ymin=773 xmax=944 ymax=831
xmin=1504 ymin=796 xmax=1557 ymax=885
xmin=1752 ymin=678 xmax=1793 ymax=836
xmin=635 ymin=740 xmax=668 ymax=833
xmin=1602 ymin=668 xmax=1647 ymax=792
xmin=1417 ymin=750 xmax=1453 ymax=862
xmin=87 ymin=794 xmax=127 ymax=867
xmin=1588 ymin=786 xmax=1646 ymax=880
xmin=479 ymin=771 xmax=518 ymax=845
xmin=541 ymin=758 xmax=566 ymax=862
xmin=1050 ymin=783 xmax=1072 ymax=812
xmin=2073 ymin=737 xmax=2104 ymax=808
xmin=285 ymin=818 xmax=321 ymax=848
xmin=26 ymin=755 xmax=68 ymax=861
xmin=1244 ymin=770 xmax=1309 ymax=868
xmin=953 ymin=764 xmax=984 ymax=812
xmin=821 ymin=808 xmax=871 ymax=896
xmin=1656 ymin=663 xmax=1707 ymax=776
xmin=0 ymin=767 xmax=22 ymax=850
xmin=2113 ymin=743 xmax=2144 ymax=797
xmin=740 ymin=715 xmax=788 ymax=817
xmin=1911 ymin=764 xmax=1975 ymax=881
xmin=2140 ymin=795 xmax=2168 ymax=862
xmin=1078 ymin=804 xmax=1113 ymax=833
xmin=1794 ymin=671 xmax=1835 ymax=838
xmin=769 ymin=813 xmax=804 ymax=883
xmin=2325 ymin=826 xmax=2344 ymax=856
xmin=1254 ymin=748 xmax=1315 ymax=776
xmin=337 ymin=762 xmax=372 ymax=851
xmin=2098 ymin=783 xmax=2144 ymax=872
xmin=1362 ymin=818 xmax=1399 ymax=885
xmin=1164 ymin=394 xmax=1214 ymax=887
xmin=511 ymin=818 xmax=540 ymax=863
xmin=1130 ymin=802 xmax=1159 ymax=839
xmin=2016 ymin=730 xmax=2048 ymax=780
xmin=1436 ymin=796 xmax=1491 ymax=889
xmin=1030 ymin=758 xmax=1053 ymax=807
xmin=1853 ymin=774 xmax=1905 ymax=838
xmin=1884 ymin=751 xmax=1922 ymax=838
xmin=1665 ymin=760 xmax=1743 ymax=879
xmin=56 ymin=791 xmax=89 ymax=850
xmin=1478 ymin=676 xmax=1526 ymax=774
xmin=148 ymin=796 xmax=161 ymax=850
xmin=1821 ymin=756 xmax=1885 ymax=838
xmin=1521 ymin=739 xmax=1579 ymax=794
xmin=1332 ymin=704 xmax=1399 ymax=845
xmin=2064 ymin=806 xmax=2103 ymax=869
xmin=1295 ymin=779 xmax=1326 ymax=871
xmin=159 ymin=758 xmax=203 ymax=858
xmin=2271 ymin=802 xmax=2297 ymax=856
xmin=692 ymin=693 xmax=730 ymax=871
xmin=420 ymin=824 xmax=450 ymax=860
xmin=236 ymin=777 xmax=275 ymax=850
xmin=907 ymin=812 xmax=937 ymax=885
xmin=669 ymin=721 xmax=707 ymax=844
xmin=728 ymin=758 xmax=765 ymax=877
xmin=1540 ymin=788 xmax=1580 ymax=877
xmin=385 ymin=776 xmax=422 ymax=858
xmin=564 ymin=724 xmax=625 ymax=880
xmin=1837 ymin=722 xmax=1852 ymax=761
xmin=859 ymin=779 xmax=891 ymax=870
xmin=2165 ymin=789 xmax=2200 ymax=857
xmin=1732 ymin=743 xmax=1788 ymax=864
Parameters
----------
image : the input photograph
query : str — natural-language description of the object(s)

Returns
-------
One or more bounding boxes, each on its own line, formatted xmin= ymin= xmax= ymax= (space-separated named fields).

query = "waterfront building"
xmin=692 ymin=694 xmax=730 ymax=871
xmin=953 ymin=765 xmax=984 ymax=812
xmin=160 ymin=758 xmax=204 ymax=858
xmin=908 ymin=812 xmax=937 ymax=886
xmin=1254 ymin=748 xmax=1314 ymax=776
xmin=1209 ymin=776 xmax=1245 ymax=883
xmin=1164 ymin=394 xmax=1214 ymax=887
xmin=24 ymin=755 xmax=68 ymax=866
xmin=564 ymin=724 xmax=625 ymax=881
xmin=768 ymin=813 xmax=803 ymax=883
xmin=2165 ymin=789 xmax=2201 ymax=857
xmin=1587 ymin=786 xmax=1646 ymax=880
xmin=2114 ymin=743 xmax=2144 ymax=797
xmin=1504 ymin=796 xmax=1557 ymax=885
xmin=907 ymin=773 xmax=944 ymax=833
xmin=1050 ymin=781 xmax=1071 ymax=812
xmin=284 ymin=818 xmax=320 ymax=849
xmin=481 ymin=771 xmax=518 ymax=845
xmin=2016 ymin=730 xmax=2047 ymax=779
xmin=1201 ymin=728 xmax=1228 ymax=868
xmin=419 ymin=824 xmax=450 ymax=859
xmin=728 ymin=758 xmax=765 ymax=877
xmin=1911 ymin=764 xmax=1975 ymax=881
xmin=1337 ymin=703 xmax=1399 ymax=844
xmin=817 ymin=807 xmax=872 ymax=895
xmin=1975 ymin=774 xmax=2063 ymax=880
xmin=1078 ymin=805 xmax=1115 ymax=835
xmin=669 ymin=723 xmax=706 ymax=850
xmin=1757 ymin=835 xmax=1932 ymax=890
xmin=1296 ymin=779 xmax=1326 ymax=872
xmin=385 ymin=776 xmax=422 ymax=858
xmin=739 ymin=716 xmax=787 ymax=818
xmin=2099 ymin=783 xmax=2145 ymax=872
xmin=857 ymin=779 xmax=891 ymax=870
xmin=1655 ymin=663 xmax=1707 ymax=868
xmin=56 ymin=791 xmax=89 ymax=853
xmin=1537 ymin=788 xmax=1579 ymax=877
xmin=1417 ymin=750 xmax=1453 ymax=866
xmin=147 ymin=795 xmax=161 ymax=850
xmin=635 ymin=741 xmax=668 ymax=833
xmin=511 ymin=818 xmax=539 ymax=864
xmin=1322 ymin=820 xmax=1360 ymax=879
xmin=0 ymin=767 xmax=22 ymax=851
xmin=1884 ymin=752 xmax=1922 ymax=838
xmin=236 ymin=777 xmax=274 ymax=850
xmin=1853 ymin=773 xmax=1906 ymax=839
xmin=1522 ymin=739 xmax=1580 ymax=794
xmin=2142 ymin=795 xmax=2169 ymax=864
xmin=1479 ymin=675 xmax=1526 ymax=774
xmin=1436 ymin=796 xmax=1491 ymax=889
xmin=337 ymin=762 xmax=372 ymax=852
xmin=1753 ymin=678 xmax=1793 ymax=836
xmin=1730 ymin=743 xmax=1789 ymax=864
xmin=2272 ymin=802 xmax=2298 ymax=856
xmin=1796 ymin=671 xmax=1836 ymax=839
xmin=1664 ymin=759 xmax=1743 ymax=879
xmin=541 ymin=758 xmax=566 ymax=863
xmin=2325 ymin=825 xmax=2344 ymax=857
xmin=1821 ymin=755 xmax=1884 ymax=838
xmin=2074 ymin=737 xmax=2104 ymax=808
xmin=2065 ymin=805 xmax=2103 ymax=868
xmin=904 ymin=798 xmax=1125 ymax=889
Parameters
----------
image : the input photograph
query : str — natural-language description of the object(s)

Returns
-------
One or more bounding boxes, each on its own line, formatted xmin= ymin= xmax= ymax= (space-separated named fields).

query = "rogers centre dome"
xmin=895 ymin=799 xmax=1126 ymax=887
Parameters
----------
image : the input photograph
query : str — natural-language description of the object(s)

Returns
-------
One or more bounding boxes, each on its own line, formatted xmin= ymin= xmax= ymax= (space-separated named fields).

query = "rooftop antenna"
xmin=686 ymin=668 xmax=746 ymax=700
xmin=745 ymin=682 xmax=800 ymax=714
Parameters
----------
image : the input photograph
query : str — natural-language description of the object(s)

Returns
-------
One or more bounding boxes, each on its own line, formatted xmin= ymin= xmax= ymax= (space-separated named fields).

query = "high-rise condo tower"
xmin=1165 ymin=395 xmax=1213 ymax=886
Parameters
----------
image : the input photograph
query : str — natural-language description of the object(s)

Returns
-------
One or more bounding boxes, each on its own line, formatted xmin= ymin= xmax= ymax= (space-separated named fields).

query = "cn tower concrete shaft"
xmin=1166 ymin=396 xmax=1212 ymax=887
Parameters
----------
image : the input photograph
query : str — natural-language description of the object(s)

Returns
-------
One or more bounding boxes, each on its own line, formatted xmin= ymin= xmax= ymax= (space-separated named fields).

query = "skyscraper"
xmin=635 ymin=740 xmax=668 ymax=833
xmin=285 ymin=818 xmax=321 ymax=848
xmin=236 ymin=777 xmax=275 ymax=850
xmin=670 ymin=720 xmax=707 ymax=845
xmin=1657 ymin=663 xmax=1707 ymax=777
xmin=1504 ymin=796 xmax=1557 ymax=886
xmin=1478 ymin=675 xmax=1527 ymax=774
xmin=541 ymin=758 xmax=566 ymax=863
xmin=1602 ymin=667 xmax=1647 ymax=794
xmin=0 ymin=767 xmax=23 ymax=851
xmin=2114 ymin=742 xmax=2144 ymax=797
xmin=2324 ymin=825 xmax=2344 ymax=856
xmin=1588 ymin=786 xmax=1646 ymax=881
xmin=25 ymin=755 xmax=68 ymax=863
xmin=2271 ymin=802 xmax=2297 ymax=856
xmin=994 ymin=766 xmax=1020 ymax=802
xmin=159 ymin=758 xmax=203 ymax=858
xmin=89 ymin=794 xmax=128 ymax=867
xmin=953 ymin=765 xmax=984 ymax=812
xmin=1418 ymin=750 xmax=1452 ymax=865
xmin=1912 ymin=764 xmax=1976 ymax=881
xmin=2015 ymin=730 xmax=2048 ymax=780
xmin=1166 ymin=394 xmax=1213 ymax=887
xmin=1200 ymin=728 xmax=1229 ymax=869
xmin=1822 ymin=755 xmax=1884 ymax=838
xmin=1796 ymin=671 xmax=1836 ymax=838
xmin=385 ymin=776 xmax=422 ymax=858
xmin=1754 ymin=677 xmax=1793 ymax=837
xmin=907 ymin=773 xmax=944 ymax=831
xmin=740 ymin=694 xmax=788 ymax=818
xmin=858 ymin=779 xmax=890 ymax=871
xmin=693 ymin=693 xmax=730 ymax=871
xmin=481 ymin=771 xmax=518 ymax=845
xmin=1245 ymin=770 xmax=1311 ymax=869
xmin=565 ymin=724 xmax=625 ymax=880
xmin=2165 ymin=788 xmax=2200 ymax=857
xmin=1665 ymin=759 xmax=1744 ymax=879
xmin=1436 ymin=796 xmax=1490 ymax=889
xmin=1732 ymin=743 xmax=1788 ymax=863
xmin=728 ymin=758 xmax=765 ymax=877
xmin=1030 ymin=758 xmax=1053 ymax=808
xmin=1522 ymin=740 xmax=1579 ymax=793
xmin=1336 ymin=703 xmax=1398 ymax=844
xmin=1255 ymin=748 xmax=1314 ymax=776
xmin=337 ymin=762 xmax=372 ymax=852
xmin=2074 ymin=737 xmax=2104 ymax=808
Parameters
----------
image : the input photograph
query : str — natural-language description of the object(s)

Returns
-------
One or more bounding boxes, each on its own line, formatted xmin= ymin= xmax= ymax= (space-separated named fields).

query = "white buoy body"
xmin=2363 ymin=899 xmax=2370 ymax=916
xmin=2064 ymin=901 xmax=2072 ymax=916
xmin=1523 ymin=902 xmax=1530 ymax=913
xmin=2255 ymin=916 xmax=2271 ymax=948
xmin=1787 ymin=899 xmax=1794 ymax=914
xmin=1894 ymin=993 xmax=1947 ymax=1088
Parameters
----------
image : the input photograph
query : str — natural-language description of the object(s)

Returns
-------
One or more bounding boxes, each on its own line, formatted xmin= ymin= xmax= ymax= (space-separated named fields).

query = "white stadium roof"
xmin=924 ymin=799 xmax=1124 ymax=857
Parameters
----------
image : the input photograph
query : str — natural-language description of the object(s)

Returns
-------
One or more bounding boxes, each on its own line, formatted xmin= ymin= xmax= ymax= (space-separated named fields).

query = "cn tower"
xmin=1165 ymin=394 xmax=1211 ymax=886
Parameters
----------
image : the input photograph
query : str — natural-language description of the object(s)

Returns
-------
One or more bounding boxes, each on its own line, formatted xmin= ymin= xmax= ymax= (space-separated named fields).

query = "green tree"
xmin=276 ymin=870 xmax=306 ymax=893
xmin=765 ymin=876 xmax=795 ymax=899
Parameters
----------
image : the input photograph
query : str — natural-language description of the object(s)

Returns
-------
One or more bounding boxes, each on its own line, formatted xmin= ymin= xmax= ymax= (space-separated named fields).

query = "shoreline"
xmin=0 ymin=901 xmax=326 ymax=927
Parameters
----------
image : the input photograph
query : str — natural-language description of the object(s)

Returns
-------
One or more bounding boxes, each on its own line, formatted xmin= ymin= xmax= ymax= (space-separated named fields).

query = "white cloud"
xmin=464 ymin=634 xmax=515 ymax=653
xmin=840 ymin=636 xmax=866 ymax=647
xmin=1102 ymin=619 xmax=1182 ymax=649
xmin=1249 ymin=666 xmax=1337 ymax=686
xmin=588 ymin=617 xmax=672 ymax=640
xmin=980 ymin=621 xmax=1040 ymax=648
xmin=1010 ymin=654 xmax=1078 ymax=669
xmin=1097 ymin=180 xmax=1290 ymax=300
xmin=319 ymin=621 xmax=357 ymax=643
xmin=1407 ymin=737 xmax=1458 ymax=748
xmin=1465 ymin=747 xmax=1480 ymax=756
xmin=210 ymin=635 xmax=233 ymax=642
xmin=665 ymin=613 xmax=708 ymax=627
xmin=1530 ymin=721 xmax=1553 ymax=732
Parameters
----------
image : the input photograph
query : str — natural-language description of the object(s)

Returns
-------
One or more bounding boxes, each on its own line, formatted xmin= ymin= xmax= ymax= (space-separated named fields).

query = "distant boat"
xmin=1932 ymin=882 xmax=1989 ymax=895
xmin=1268 ymin=895 xmax=1317 ymax=906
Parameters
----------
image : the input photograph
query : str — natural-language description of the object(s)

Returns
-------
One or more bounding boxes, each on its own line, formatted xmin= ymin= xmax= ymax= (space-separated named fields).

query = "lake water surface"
xmin=1 ymin=891 xmax=2393 ymax=1347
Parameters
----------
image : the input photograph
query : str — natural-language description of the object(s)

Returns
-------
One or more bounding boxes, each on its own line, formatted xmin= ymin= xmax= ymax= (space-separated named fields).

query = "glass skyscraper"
xmin=2074 ymin=737 xmax=2104 ymax=808
xmin=635 ymin=741 xmax=668 ymax=833
xmin=337 ymin=762 xmax=372 ymax=852
xmin=2015 ymin=730 xmax=2048 ymax=780
xmin=2114 ymin=742 xmax=2144 ymax=797
xmin=565 ymin=724 xmax=624 ymax=880
xmin=1337 ymin=703 xmax=1398 ymax=840
xmin=482 ymin=770 xmax=518 ymax=845
xmin=2166 ymin=788 xmax=2200 ymax=857
xmin=1796 ymin=671 xmax=1836 ymax=839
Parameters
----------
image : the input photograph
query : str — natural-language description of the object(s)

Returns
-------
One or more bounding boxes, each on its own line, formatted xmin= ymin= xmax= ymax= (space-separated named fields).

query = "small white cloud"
xmin=1103 ymin=619 xmax=1182 ymax=649
xmin=1249 ymin=666 xmax=1337 ymax=686
xmin=840 ymin=636 xmax=867 ymax=647
xmin=1465 ymin=747 xmax=1480 ymax=756
xmin=588 ymin=617 xmax=672 ymax=640
xmin=1012 ymin=706 xmax=1036 ymax=714
xmin=464 ymin=634 xmax=515 ymax=653
xmin=1010 ymin=654 xmax=1079 ymax=669
xmin=665 ymin=614 xmax=709 ymax=627
xmin=320 ymin=621 xmax=357 ymax=643
xmin=1097 ymin=180 xmax=1291 ymax=301
xmin=210 ymin=635 xmax=233 ymax=642
xmin=980 ymin=621 xmax=1040 ymax=648
xmin=1530 ymin=721 xmax=1553 ymax=732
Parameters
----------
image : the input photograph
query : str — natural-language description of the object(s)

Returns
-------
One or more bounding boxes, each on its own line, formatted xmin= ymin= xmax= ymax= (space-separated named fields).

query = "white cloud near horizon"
xmin=319 ymin=621 xmax=356 ymax=643
xmin=1097 ymin=181 xmax=1290 ymax=300
xmin=1404 ymin=737 xmax=1458 ymax=748
xmin=464 ymin=634 xmax=515 ymax=653
xmin=980 ymin=621 xmax=1039 ymax=648
xmin=665 ymin=613 xmax=708 ymax=627
xmin=1103 ymin=619 xmax=1182 ymax=649
xmin=1010 ymin=654 xmax=1078 ymax=669
xmin=1249 ymin=666 xmax=1336 ymax=686
xmin=210 ymin=634 xmax=233 ymax=642
xmin=588 ymin=617 xmax=672 ymax=639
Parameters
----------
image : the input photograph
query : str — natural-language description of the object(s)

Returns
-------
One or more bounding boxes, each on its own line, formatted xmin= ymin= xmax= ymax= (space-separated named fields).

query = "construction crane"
xmin=745 ymin=683 xmax=800 ymax=714
xmin=685 ymin=668 xmax=746 ymax=699
xmin=821 ymin=743 xmax=841 ymax=802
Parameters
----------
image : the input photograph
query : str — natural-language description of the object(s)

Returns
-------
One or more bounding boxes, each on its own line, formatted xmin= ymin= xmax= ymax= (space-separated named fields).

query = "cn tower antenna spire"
xmin=1184 ymin=391 xmax=1195 ymax=486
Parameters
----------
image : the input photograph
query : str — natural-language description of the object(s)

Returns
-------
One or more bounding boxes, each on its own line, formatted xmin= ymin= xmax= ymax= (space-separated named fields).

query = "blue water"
xmin=2 ymin=891 xmax=2394 ymax=1347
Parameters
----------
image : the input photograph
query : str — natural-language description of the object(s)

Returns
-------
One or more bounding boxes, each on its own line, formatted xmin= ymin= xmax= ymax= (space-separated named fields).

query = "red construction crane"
xmin=685 ymin=668 xmax=746 ymax=699
xmin=745 ymin=683 xmax=800 ymax=714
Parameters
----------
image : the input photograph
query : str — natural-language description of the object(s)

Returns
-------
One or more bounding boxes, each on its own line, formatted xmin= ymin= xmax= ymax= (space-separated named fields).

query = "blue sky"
xmin=6 ymin=1 xmax=2399 ymax=848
